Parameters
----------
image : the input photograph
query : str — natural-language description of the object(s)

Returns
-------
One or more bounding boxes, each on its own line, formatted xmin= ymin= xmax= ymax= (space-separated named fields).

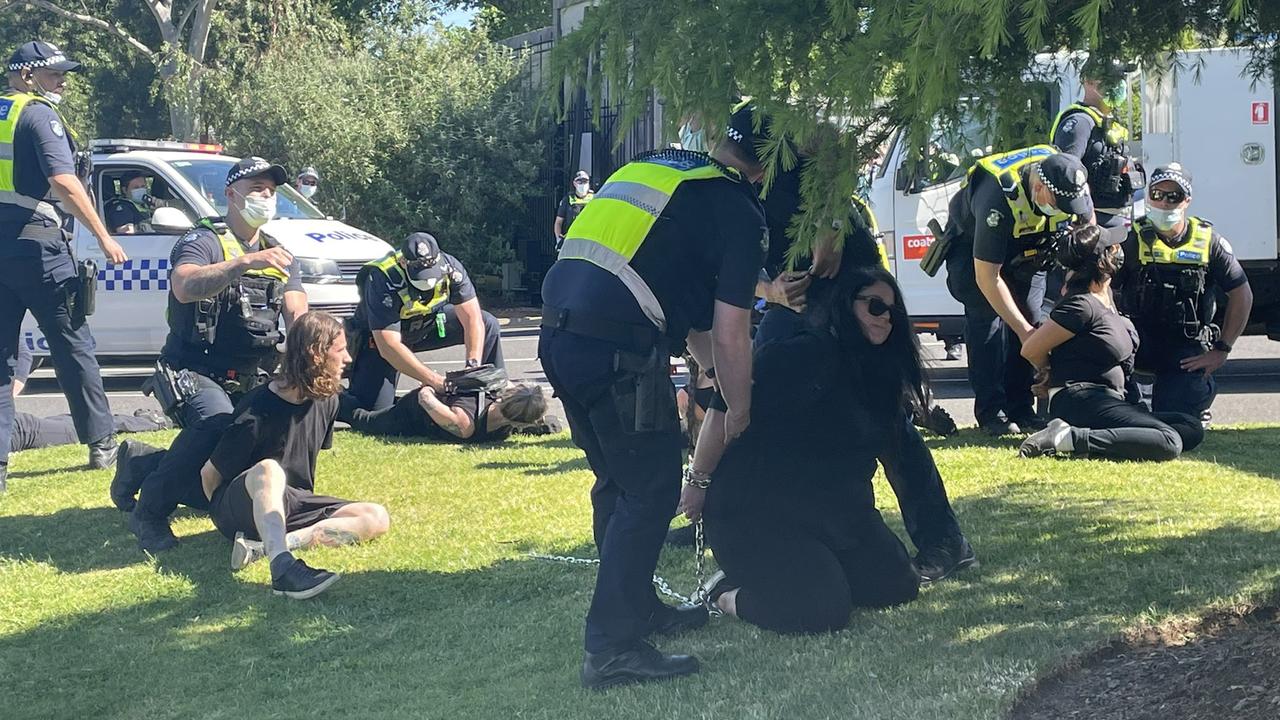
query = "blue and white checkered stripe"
xmin=98 ymin=259 xmax=170 ymax=291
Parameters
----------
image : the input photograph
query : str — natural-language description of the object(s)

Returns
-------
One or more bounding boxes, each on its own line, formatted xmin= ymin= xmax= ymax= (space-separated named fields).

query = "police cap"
xmin=725 ymin=98 xmax=762 ymax=165
xmin=401 ymin=232 xmax=447 ymax=291
xmin=1037 ymin=153 xmax=1095 ymax=218
xmin=7 ymin=41 xmax=81 ymax=73
xmin=226 ymin=157 xmax=289 ymax=187
xmin=1149 ymin=163 xmax=1193 ymax=198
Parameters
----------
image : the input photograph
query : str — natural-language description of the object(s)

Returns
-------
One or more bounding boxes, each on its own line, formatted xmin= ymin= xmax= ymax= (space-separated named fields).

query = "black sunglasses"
xmin=407 ymin=255 xmax=439 ymax=272
xmin=1149 ymin=187 xmax=1186 ymax=204
xmin=855 ymin=295 xmax=893 ymax=317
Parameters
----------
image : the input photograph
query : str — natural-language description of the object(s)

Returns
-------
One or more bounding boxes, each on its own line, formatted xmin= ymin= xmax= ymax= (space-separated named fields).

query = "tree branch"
xmin=3 ymin=0 xmax=156 ymax=59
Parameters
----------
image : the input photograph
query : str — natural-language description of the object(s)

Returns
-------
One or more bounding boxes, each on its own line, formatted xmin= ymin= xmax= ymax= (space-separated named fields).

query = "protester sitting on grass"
xmin=199 ymin=311 xmax=390 ymax=600
xmin=1019 ymin=225 xmax=1204 ymax=461
xmin=683 ymin=268 xmax=927 ymax=634
xmin=343 ymin=382 xmax=548 ymax=443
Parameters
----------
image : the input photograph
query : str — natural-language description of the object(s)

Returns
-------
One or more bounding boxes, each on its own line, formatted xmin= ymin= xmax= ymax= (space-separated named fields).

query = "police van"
xmin=870 ymin=47 xmax=1280 ymax=340
xmin=21 ymin=139 xmax=392 ymax=358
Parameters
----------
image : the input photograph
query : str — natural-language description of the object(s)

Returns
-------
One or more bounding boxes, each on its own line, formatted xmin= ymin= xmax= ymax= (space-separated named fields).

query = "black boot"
xmin=647 ymin=603 xmax=709 ymax=636
xmin=88 ymin=435 xmax=120 ymax=470
xmin=128 ymin=509 xmax=179 ymax=553
xmin=581 ymin=641 xmax=699 ymax=690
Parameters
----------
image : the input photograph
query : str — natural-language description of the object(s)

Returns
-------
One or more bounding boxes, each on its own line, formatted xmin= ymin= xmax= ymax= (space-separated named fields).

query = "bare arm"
xmin=282 ymin=290 xmax=308 ymax=328
xmin=974 ymin=259 xmax=1034 ymax=341
xmin=554 ymin=216 xmax=564 ymax=239
xmin=453 ymin=298 xmax=486 ymax=365
xmin=47 ymin=174 xmax=127 ymax=264
xmin=200 ymin=460 xmax=222 ymax=501
xmin=1020 ymin=319 xmax=1076 ymax=371
xmin=372 ymin=328 xmax=445 ymax=391
xmin=711 ymin=300 xmax=753 ymax=440
xmin=685 ymin=329 xmax=713 ymax=370
xmin=417 ymin=388 xmax=475 ymax=439
xmin=170 ymin=246 xmax=294 ymax=304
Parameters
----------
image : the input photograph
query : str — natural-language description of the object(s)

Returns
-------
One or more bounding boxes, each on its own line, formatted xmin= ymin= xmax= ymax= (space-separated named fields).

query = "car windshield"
xmin=165 ymin=158 xmax=325 ymax=220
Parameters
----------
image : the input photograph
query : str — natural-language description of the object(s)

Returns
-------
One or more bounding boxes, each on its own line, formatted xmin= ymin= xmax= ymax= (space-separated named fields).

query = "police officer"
xmin=1052 ymin=58 xmax=1136 ymax=234
xmin=1116 ymin=164 xmax=1253 ymax=424
xmin=344 ymin=231 xmax=502 ymax=412
xmin=296 ymin=166 xmax=319 ymax=201
xmin=553 ymin=170 xmax=592 ymax=250
xmin=939 ymin=146 xmax=1093 ymax=436
xmin=539 ymin=104 xmax=767 ymax=687
xmin=0 ymin=41 xmax=128 ymax=490
xmin=154 ymin=156 xmax=307 ymax=426
xmin=104 ymin=170 xmax=158 ymax=234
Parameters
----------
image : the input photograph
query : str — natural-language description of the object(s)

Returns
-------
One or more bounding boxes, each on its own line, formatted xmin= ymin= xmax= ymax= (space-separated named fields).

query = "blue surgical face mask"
xmin=1146 ymin=206 xmax=1184 ymax=232
xmin=129 ymin=187 xmax=148 ymax=203
xmin=1036 ymin=200 xmax=1060 ymax=217
xmin=680 ymin=125 xmax=706 ymax=152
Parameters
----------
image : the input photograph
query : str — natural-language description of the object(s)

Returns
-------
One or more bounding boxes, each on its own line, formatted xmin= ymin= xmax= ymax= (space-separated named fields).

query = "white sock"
xmin=1050 ymin=419 xmax=1074 ymax=453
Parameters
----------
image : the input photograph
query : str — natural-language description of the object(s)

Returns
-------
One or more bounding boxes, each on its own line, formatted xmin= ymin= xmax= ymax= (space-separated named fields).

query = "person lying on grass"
xmin=1018 ymin=224 xmax=1204 ymax=461
xmin=343 ymin=382 xmax=549 ymax=443
xmin=683 ymin=268 xmax=936 ymax=634
xmin=200 ymin=311 xmax=390 ymax=600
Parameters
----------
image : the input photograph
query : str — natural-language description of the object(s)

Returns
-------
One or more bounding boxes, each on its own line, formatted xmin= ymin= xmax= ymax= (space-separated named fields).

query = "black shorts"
xmin=208 ymin=471 xmax=353 ymax=541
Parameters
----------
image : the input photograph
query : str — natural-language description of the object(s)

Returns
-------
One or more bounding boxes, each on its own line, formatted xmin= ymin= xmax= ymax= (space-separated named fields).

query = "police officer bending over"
xmin=345 ymin=231 xmax=503 ymax=412
xmin=1 ymin=41 xmax=129 ymax=490
xmin=938 ymin=147 xmax=1093 ymax=436
xmin=152 ymin=156 xmax=307 ymax=428
xmin=540 ymin=127 xmax=766 ymax=687
xmin=1115 ymin=164 xmax=1252 ymax=425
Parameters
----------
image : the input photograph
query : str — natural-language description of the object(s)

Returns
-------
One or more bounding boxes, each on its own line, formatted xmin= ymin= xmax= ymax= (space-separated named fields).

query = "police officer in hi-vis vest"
xmin=1115 ymin=164 xmax=1253 ymax=425
xmin=554 ymin=170 xmax=593 ymax=250
xmin=539 ymin=103 xmax=767 ymax=688
xmin=940 ymin=146 xmax=1094 ymax=436
xmin=0 ymin=41 xmax=129 ymax=491
xmin=343 ymin=231 xmax=503 ymax=414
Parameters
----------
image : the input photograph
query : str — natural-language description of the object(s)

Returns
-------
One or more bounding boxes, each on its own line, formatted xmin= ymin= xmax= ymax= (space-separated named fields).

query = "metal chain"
xmin=690 ymin=518 xmax=723 ymax=617
xmin=526 ymin=552 xmax=695 ymax=606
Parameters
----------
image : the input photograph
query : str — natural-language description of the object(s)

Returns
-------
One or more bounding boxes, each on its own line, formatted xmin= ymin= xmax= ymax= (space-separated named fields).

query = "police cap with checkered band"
xmin=7 ymin=41 xmax=81 ymax=74
xmin=225 ymin=156 xmax=289 ymax=187
xmin=1036 ymin=153 xmax=1095 ymax=218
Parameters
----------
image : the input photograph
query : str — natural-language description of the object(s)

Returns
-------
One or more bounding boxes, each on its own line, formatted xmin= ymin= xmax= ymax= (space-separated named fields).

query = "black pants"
xmin=1049 ymin=383 xmax=1204 ymax=461
xmin=754 ymin=307 xmax=963 ymax=551
xmin=539 ymin=327 xmax=681 ymax=655
xmin=342 ymin=388 xmax=430 ymax=436
xmin=945 ymin=254 xmax=1044 ymax=425
xmin=10 ymin=412 xmax=165 ymax=454
xmin=711 ymin=508 xmax=919 ymax=634
xmin=0 ymin=252 xmax=114 ymax=470
xmin=132 ymin=414 xmax=233 ymax=521
xmin=346 ymin=305 xmax=504 ymax=412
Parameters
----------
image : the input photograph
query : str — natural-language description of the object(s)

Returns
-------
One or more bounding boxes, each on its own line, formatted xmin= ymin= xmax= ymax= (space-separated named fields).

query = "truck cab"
xmin=22 ymin=139 xmax=392 ymax=357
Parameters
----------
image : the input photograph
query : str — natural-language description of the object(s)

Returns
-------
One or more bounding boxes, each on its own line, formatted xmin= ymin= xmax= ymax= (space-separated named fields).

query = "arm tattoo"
xmin=442 ymin=422 xmax=463 ymax=436
xmin=315 ymin=527 xmax=360 ymax=547
xmin=176 ymin=262 xmax=243 ymax=301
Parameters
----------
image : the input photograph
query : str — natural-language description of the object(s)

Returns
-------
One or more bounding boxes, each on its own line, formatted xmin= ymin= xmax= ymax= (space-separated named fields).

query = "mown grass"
xmin=3 ymin=425 xmax=1280 ymax=719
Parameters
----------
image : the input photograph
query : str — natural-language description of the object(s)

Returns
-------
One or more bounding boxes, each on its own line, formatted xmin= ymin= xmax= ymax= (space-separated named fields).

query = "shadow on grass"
xmin=8 ymin=463 xmax=90 ymax=480
xmin=1191 ymin=426 xmax=1280 ymax=483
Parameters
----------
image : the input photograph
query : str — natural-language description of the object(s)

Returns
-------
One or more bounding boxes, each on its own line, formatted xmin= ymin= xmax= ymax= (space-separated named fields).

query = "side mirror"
xmin=151 ymin=206 xmax=194 ymax=234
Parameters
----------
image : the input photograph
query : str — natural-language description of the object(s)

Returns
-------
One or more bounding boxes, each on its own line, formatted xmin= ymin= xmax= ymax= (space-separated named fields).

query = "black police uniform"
xmin=1115 ymin=219 xmax=1248 ymax=417
xmin=346 ymin=250 xmax=502 ymax=411
xmin=556 ymin=191 xmax=591 ymax=233
xmin=942 ymin=166 xmax=1057 ymax=429
xmin=158 ymin=218 xmax=302 ymax=427
xmin=104 ymin=196 xmax=148 ymax=232
xmin=0 ymin=48 xmax=116 ymax=479
xmin=538 ymin=149 xmax=765 ymax=658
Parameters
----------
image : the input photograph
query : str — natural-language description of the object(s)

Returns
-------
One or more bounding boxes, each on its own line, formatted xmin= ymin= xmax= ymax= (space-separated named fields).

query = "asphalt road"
xmin=15 ymin=330 xmax=1280 ymax=427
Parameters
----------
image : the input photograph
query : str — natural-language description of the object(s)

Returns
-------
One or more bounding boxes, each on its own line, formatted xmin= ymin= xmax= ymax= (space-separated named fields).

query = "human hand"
xmin=240 ymin=246 xmax=294 ymax=274
xmin=724 ymin=406 xmax=750 ymax=442
xmin=677 ymin=484 xmax=707 ymax=521
xmin=765 ymin=271 xmax=812 ymax=311
xmin=98 ymin=236 xmax=128 ymax=264
xmin=810 ymin=230 xmax=844 ymax=279
xmin=1180 ymin=349 xmax=1229 ymax=377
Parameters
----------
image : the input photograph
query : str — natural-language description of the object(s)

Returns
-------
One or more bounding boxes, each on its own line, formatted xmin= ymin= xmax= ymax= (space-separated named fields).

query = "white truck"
xmin=870 ymin=47 xmax=1280 ymax=341
xmin=21 ymin=139 xmax=392 ymax=359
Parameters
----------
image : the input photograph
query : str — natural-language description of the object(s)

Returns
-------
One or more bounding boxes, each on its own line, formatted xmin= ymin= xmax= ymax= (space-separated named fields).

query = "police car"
xmin=21 ymin=139 xmax=392 ymax=358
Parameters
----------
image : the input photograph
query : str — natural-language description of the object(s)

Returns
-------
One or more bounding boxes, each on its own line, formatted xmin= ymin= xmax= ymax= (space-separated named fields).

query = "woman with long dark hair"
xmin=1020 ymin=225 xmax=1204 ymax=460
xmin=694 ymin=268 xmax=932 ymax=634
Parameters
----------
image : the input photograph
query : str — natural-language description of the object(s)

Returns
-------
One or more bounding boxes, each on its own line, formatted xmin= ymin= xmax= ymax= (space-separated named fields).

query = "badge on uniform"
xmin=1220 ymin=238 xmax=1234 ymax=256
xmin=986 ymin=209 xmax=1003 ymax=228
xmin=1060 ymin=118 xmax=1076 ymax=133
xmin=50 ymin=119 xmax=64 ymax=137
xmin=381 ymin=294 xmax=394 ymax=309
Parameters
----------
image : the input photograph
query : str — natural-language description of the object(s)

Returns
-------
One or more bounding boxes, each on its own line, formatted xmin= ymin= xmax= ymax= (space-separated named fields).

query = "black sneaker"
xmin=88 ymin=436 xmax=120 ymax=470
xmin=110 ymin=440 xmax=145 ymax=512
xmin=1200 ymin=410 xmax=1212 ymax=429
xmin=516 ymin=415 xmax=566 ymax=436
xmin=128 ymin=510 xmax=179 ymax=553
xmin=1009 ymin=413 xmax=1048 ymax=433
xmin=132 ymin=408 xmax=173 ymax=430
xmin=915 ymin=536 xmax=979 ymax=583
xmin=271 ymin=558 xmax=339 ymax=600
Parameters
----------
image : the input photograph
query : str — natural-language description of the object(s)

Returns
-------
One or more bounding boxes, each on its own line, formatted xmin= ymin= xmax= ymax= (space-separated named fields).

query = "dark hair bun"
xmin=1057 ymin=224 xmax=1105 ymax=273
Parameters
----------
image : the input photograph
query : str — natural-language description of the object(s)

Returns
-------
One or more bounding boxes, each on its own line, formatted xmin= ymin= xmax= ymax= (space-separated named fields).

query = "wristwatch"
xmin=1211 ymin=339 xmax=1233 ymax=354
xmin=465 ymin=358 xmax=480 ymax=369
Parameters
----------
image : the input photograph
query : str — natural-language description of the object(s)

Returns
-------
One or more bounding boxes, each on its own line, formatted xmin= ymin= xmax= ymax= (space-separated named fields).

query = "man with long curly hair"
xmin=199 ymin=311 xmax=390 ymax=599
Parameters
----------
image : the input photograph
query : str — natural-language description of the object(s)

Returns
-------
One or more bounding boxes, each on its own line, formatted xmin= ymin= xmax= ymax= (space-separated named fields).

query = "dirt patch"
xmin=1010 ymin=606 xmax=1280 ymax=720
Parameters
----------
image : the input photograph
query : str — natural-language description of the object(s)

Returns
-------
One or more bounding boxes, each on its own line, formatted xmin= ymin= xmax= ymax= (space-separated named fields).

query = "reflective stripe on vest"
xmin=967 ymin=144 xmax=1073 ymax=242
xmin=1051 ymin=103 xmax=1130 ymax=147
xmin=1134 ymin=216 xmax=1212 ymax=266
xmin=198 ymin=219 xmax=290 ymax=282
xmin=363 ymin=250 xmax=450 ymax=319
xmin=560 ymin=153 xmax=738 ymax=330
xmin=0 ymin=92 xmax=58 ymax=210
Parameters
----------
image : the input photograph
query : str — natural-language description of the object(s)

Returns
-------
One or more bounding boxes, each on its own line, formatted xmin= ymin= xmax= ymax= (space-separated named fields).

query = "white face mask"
xmin=298 ymin=184 xmax=317 ymax=199
xmin=129 ymin=187 xmax=148 ymax=203
xmin=1036 ymin=200 xmax=1060 ymax=217
xmin=236 ymin=190 xmax=277 ymax=228
xmin=680 ymin=126 xmax=706 ymax=152
xmin=29 ymin=74 xmax=62 ymax=105
xmin=573 ymin=182 xmax=589 ymax=197
xmin=1147 ymin=206 xmax=1184 ymax=232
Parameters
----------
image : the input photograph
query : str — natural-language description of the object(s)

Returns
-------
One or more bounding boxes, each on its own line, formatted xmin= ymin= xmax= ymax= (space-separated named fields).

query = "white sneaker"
xmin=230 ymin=532 xmax=266 ymax=571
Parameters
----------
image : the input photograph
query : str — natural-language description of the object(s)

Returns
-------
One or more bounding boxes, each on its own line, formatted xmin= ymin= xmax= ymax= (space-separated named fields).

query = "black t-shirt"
xmin=351 ymin=252 xmax=476 ymax=339
xmin=161 ymin=227 xmax=303 ymax=365
xmin=760 ymin=164 xmax=882 ymax=277
xmin=350 ymin=387 xmax=511 ymax=443
xmin=1048 ymin=293 xmax=1136 ymax=392
xmin=556 ymin=194 xmax=590 ymax=231
xmin=104 ymin=197 xmax=146 ymax=231
xmin=208 ymin=384 xmax=337 ymax=492
xmin=947 ymin=168 xmax=1045 ymax=265
xmin=542 ymin=166 xmax=766 ymax=340
xmin=0 ymin=98 xmax=75 ymax=251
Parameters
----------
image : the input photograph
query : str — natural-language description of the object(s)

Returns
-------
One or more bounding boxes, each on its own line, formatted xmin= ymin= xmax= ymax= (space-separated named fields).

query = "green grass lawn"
xmin=3 ymin=426 xmax=1280 ymax=719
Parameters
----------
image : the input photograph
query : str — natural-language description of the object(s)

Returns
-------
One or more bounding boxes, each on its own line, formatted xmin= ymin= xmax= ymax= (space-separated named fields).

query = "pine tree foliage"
xmin=552 ymin=0 xmax=1279 ymax=257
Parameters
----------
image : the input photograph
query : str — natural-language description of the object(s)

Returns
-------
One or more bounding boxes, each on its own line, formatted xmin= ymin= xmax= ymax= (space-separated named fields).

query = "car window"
xmin=166 ymin=158 xmax=325 ymax=220
xmin=96 ymin=164 xmax=198 ymax=235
